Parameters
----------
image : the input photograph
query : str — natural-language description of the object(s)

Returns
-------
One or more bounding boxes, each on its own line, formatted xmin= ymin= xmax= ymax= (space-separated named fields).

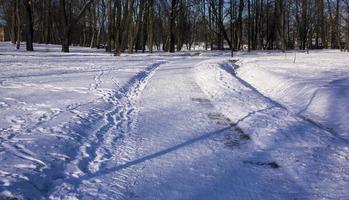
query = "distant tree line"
xmin=1 ymin=0 xmax=349 ymax=55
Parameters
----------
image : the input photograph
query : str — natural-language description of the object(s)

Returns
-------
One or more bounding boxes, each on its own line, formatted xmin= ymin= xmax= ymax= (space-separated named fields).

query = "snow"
xmin=195 ymin=58 xmax=349 ymax=199
xmin=236 ymin=51 xmax=349 ymax=141
xmin=0 ymin=42 xmax=348 ymax=199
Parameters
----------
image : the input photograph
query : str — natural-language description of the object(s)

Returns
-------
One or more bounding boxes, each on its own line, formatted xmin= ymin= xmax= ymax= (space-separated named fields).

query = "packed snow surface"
xmin=0 ymin=43 xmax=348 ymax=200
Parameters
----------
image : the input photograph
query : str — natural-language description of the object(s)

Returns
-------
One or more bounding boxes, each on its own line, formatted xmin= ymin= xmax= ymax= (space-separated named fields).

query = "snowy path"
xmin=111 ymin=58 xmax=348 ymax=200
xmin=48 ymin=61 xmax=166 ymax=199
xmin=1 ymin=44 xmax=348 ymax=199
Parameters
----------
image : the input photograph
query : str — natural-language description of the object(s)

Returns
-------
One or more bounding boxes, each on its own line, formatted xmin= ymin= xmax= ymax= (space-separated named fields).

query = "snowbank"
xmin=236 ymin=51 xmax=349 ymax=140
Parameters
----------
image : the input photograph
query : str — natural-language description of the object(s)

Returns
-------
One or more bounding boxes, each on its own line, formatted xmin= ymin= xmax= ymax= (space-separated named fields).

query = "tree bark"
xmin=24 ymin=0 xmax=34 ymax=51
xmin=169 ymin=0 xmax=177 ymax=53
xmin=11 ymin=0 xmax=17 ymax=44
xmin=16 ymin=0 xmax=21 ymax=49
xmin=90 ymin=1 xmax=97 ymax=48
xmin=148 ymin=0 xmax=154 ymax=53
xmin=247 ymin=0 xmax=251 ymax=51
xmin=230 ymin=0 xmax=234 ymax=56
xmin=275 ymin=0 xmax=286 ymax=51
xmin=106 ymin=0 xmax=112 ymax=52
xmin=347 ymin=2 xmax=349 ymax=51
xmin=237 ymin=0 xmax=244 ymax=50
xmin=127 ymin=0 xmax=134 ymax=53
xmin=335 ymin=0 xmax=342 ymax=50
xmin=114 ymin=0 xmax=122 ymax=55
xmin=218 ymin=0 xmax=224 ymax=50
xmin=319 ymin=0 xmax=327 ymax=48
xmin=134 ymin=0 xmax=145 ymax=52
xmin=45 ymin=0 xmax=51 ymax=44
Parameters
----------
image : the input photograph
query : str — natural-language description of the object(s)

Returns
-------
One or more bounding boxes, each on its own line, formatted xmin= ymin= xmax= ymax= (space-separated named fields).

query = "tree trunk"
xmin=335 ymin=0 xmax=342 ymax=50
xmin=106 ymin=0 xmax=112 ymax=52
xmin=97 ymin=1 xmax=105 ymax=49
xmin=45 ymin=0 xmax=51 ymax=44
xmin=209 ymin=1 xmax=213 ymax=50
xmin=275 ymin=0 xmax=286 ymax=51
xmin=238 ymin=0 xmax=244 ymax=50
xmin=169 ymin=0 xmax=177 ymax=53
xmin=127 ymin=0 xmax=134 ymax=53
xmin=62 ymin=28 xmax=70 ymax=52
xmin=90 ymin=1 xmax=97 ymax=48
xmin=115 ymin=0 xmax=122 ymax=55
xmin=24 ymin=0 xmax=34 ymax=51
xmin=347 ymin=3 xmax=349 ymax=51
xmin=319 ymin=0 xmax=327 ymax=48
xmin=218 ymin=0 xmax=224 ymax=50
xmin=204 ymin=0 xmax=208 ymax=50
xmin=300 ymin=0 xmax=307 ymax=50
xmin=11 ymin=1 xmax=17 ymax=44
xmin=16 ymin=0 xmax=21 ymax=49
xmin=60 ymin=0 xmax=70 ymax=52
xmin=148 ymin=0 xmax=154 ymax=53
xmin=133 ymin=0 xmax=145 ymax=52
xmin=119 ymin=0 xmax=131 ymax=52
xmin=258 ymin=0 xmax=264 ymax=49
xmin=248 ymin=0 xmax=251 ymax=51
xmin=230 ymin=0 xmax=234 ymax=56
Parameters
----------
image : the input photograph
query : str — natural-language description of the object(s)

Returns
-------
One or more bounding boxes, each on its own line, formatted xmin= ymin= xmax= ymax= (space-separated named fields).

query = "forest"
xmin=1 ymin=0 xmax=349 ymax=55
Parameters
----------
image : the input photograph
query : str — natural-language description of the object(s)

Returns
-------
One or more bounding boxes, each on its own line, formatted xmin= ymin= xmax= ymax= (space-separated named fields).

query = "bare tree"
xmin=1 ymin=0 xmax=349 ymax=53
xmin=59 ymin=0 xmax=94 ymax=52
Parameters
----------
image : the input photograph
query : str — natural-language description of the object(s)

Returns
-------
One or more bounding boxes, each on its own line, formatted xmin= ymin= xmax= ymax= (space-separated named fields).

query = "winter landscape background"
xmin=1 ymin=0 xmax=349 ymax=199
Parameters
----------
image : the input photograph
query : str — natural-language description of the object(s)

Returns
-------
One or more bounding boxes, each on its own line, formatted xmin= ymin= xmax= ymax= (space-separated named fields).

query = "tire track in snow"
xmin=48 ymin=60 xmax=167 ymax=199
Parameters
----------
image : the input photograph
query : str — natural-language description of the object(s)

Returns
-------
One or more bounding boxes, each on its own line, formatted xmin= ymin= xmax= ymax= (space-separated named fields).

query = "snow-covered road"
xmin=0 ymin=43 xmax=348 ymax=199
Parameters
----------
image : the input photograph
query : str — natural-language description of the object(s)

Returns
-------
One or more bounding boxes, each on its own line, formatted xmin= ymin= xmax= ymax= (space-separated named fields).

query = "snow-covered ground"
xmin=235 ymin=51 xmax=349 ymax=141
xmin=0 ymin=43 xmax=348 ymax=199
